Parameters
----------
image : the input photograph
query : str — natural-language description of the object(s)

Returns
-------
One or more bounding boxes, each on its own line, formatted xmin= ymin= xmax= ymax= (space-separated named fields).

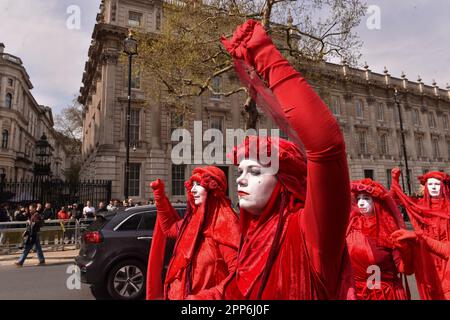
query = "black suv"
xmin=75 ymin=204 xmax=185 ymax=300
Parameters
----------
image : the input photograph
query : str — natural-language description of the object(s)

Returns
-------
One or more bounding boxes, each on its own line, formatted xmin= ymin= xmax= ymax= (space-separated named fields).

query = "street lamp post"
xmin=394 ymin=88 xmax=412 ymax=195
xmin=34 ymin=133 xmax=52 ymax=203
xmin=123 ymin=30 xmax=138 ymax=200
xmin=34 ymin=134 xmax=52 ymax=179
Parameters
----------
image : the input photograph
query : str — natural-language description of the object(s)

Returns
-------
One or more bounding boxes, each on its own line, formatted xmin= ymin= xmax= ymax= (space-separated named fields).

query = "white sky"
xmin=0 ymin=0 xmax=448 ymax=116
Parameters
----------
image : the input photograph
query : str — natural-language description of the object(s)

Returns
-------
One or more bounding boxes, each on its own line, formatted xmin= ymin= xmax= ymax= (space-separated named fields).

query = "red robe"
xmin=146 ymin=169 xmax=240 ymax=300
xmin=391 ymin=171 xmax=450 ymax=299
xmin=346 ymin=213 xmax=409 ymax=300
xmin=221 ymin=20 xmax=353 ymax=300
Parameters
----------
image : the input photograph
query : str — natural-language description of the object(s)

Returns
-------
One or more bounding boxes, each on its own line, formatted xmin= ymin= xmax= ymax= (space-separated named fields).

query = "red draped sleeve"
xmin=247 ymin=24 xmax=351 ymax=295
xmin=222 ymin=19 xmax=351 ymax=299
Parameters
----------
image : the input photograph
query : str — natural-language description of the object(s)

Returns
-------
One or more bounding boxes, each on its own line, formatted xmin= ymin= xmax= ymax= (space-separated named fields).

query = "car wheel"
xmin=106 ymin=259 xmax=146 ymax=300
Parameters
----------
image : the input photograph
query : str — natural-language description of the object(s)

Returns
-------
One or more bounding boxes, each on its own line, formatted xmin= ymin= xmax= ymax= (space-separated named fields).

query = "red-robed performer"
xmin=146 ymin=166 xmax=240 ymax=300
xmin=390 ymin=168 xmax=450 ymax=299
xmin=346 ymin=178 xmax=414 ymax=300
xmin=217 ymin=19 xmax=354 ymax=300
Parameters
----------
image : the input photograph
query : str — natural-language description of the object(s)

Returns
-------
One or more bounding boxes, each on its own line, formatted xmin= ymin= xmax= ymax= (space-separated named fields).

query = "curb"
xmin=0 ymin=249 xmax=79 ymax=266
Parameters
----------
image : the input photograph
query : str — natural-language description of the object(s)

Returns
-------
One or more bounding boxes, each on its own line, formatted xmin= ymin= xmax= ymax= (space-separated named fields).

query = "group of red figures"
xmin=145 ymin=20 xmax=450 ymax=300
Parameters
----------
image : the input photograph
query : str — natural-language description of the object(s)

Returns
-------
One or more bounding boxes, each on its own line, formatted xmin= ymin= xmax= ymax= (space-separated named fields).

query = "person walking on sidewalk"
xmin=16 ymin=204 xmax=45 ymax=266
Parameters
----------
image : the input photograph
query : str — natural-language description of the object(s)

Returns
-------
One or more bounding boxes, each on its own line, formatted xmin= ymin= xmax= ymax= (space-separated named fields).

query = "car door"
xmin=135 ymin=210 xmax=157 ymax=256
xmin=107 ymin=212 xmax=144 ymax=257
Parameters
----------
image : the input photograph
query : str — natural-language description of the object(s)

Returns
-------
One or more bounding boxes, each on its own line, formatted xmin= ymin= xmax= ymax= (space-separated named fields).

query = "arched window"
xmin=5 ymin=93 xmax=12 ymax=108
xmin=2 ymin=130 xmax=8 ymax=149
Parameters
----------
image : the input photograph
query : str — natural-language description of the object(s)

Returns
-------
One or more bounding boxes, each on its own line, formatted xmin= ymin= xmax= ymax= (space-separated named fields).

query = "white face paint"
xmin=427 ymin=178 xmax=442 ymax=198
xmin=236 ymin=159 xmax=278 ymax=215
xmin=357 ymin=193 xmax=374 ymax=215
xmin=191 ymin=181 xmax=207 ymax=206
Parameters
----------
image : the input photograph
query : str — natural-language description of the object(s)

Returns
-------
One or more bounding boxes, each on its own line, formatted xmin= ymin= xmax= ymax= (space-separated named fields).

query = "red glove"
xmin=391 ymin=229 xmax=418 ymax=250
xmin=221 ymin=20 xmax=285 ymax=78
xmin=150 ymin=179 xmax=166 ymax=201
xmin=391 ymin=168 xmax=401 ymax=182
xmin=420 ymin=233 xmax=450 ymax=259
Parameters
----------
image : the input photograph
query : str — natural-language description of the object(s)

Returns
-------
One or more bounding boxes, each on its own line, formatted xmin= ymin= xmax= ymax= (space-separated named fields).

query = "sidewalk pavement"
xmin=0 ymin=247 xmax=79 ymax=267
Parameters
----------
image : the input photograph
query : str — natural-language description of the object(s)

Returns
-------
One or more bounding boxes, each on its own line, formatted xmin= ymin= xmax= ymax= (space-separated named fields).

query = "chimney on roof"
xmin=0 ymin=43 xmax=4 ymax=54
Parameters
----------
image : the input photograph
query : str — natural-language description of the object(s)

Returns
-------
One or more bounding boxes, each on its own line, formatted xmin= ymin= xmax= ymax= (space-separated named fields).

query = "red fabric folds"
xmin=390 ymin=169 xmax=450 ymax=299
xmin=346 ymin=179 xmax=411 ymax=300
xmin=221 ymin=19 xmax=353 ymax=300
xmin=146 ymin=166 xmax=240 ymax=300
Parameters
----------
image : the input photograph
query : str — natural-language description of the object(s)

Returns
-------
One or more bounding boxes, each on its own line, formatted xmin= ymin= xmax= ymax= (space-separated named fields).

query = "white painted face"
xmin=191 ymin=181 xmax=207 ymax=206
xmin=357 ymin=194 xmax=374 ymax=215
xmin=236 ymin=159 xmax=278 ymax=215
xmin=427 ymin=178 xmax=442 ymax=198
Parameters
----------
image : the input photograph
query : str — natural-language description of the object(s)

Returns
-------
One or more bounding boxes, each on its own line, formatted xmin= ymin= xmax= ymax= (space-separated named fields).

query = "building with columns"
xmin=79 ymin=0 xmax=450 ymax=204
xmin=0 ymin=43 xmax=71 ymax=181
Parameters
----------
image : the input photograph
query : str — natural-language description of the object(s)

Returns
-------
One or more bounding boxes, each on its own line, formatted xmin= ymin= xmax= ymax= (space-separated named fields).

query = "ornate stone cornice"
xmin=100 ymin=50 xmax=119 ymax=65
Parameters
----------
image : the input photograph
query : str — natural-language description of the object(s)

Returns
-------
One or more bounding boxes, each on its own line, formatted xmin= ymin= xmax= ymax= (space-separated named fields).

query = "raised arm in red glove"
xmin=150 ymin=179 xmax=182 ymax=239
xmin=222 ymin=20 xmax=351 ymax=299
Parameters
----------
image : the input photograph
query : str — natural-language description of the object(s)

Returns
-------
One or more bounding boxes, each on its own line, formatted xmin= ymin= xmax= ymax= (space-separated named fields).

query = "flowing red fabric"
xmin=146 ymin=181 xmax=183 ymax=300
xmin=346 ymin=179 xmax=411 ymax=300
xmin=390 ymin=170 xmax=450 ymax=299
xmin=146 ymin=166 xmax=240 ymax=300
xmin=221 ymin=19 xmax=353 ymax=300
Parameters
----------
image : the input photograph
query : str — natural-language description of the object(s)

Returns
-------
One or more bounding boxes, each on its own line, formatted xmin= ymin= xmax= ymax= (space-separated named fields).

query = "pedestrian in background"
xmin=57 ymin=206 xmax=70 ymax=220
xmin=97 ymin=202 xmax=108 ymax=214
xmin=71 ymin=203 xmax=83 ymax=220
xmin=106 ymin=200 xmax=114 ymax=211
xmin=16 ymin=204 xmax=45 ymax=266
xmin=82 ymin=201 xmax=95 ymax=219
xmin=42 ymin=202 xmax=54 ymax=220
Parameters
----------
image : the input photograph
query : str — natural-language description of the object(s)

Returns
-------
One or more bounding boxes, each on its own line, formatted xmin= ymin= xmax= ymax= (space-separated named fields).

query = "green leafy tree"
xmin=135 ymin=0 xmax=367 ymax=128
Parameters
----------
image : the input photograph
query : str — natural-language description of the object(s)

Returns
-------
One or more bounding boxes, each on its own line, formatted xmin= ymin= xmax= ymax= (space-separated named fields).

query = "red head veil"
xmin=348 ymin=178 xmax=405 ymax=248
xmin=228 ymin=135 xmax=307 ymax=298
xmin=147 ymin=166 xmax=239 ymax=299
xmin=390 ymin=171 xmax=450 ymax=300
xmin=418 ymin=171 xmax=450 ymax=211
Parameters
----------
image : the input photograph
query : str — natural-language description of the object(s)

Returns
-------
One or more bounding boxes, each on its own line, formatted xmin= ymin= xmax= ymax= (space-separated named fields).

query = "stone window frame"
xmin=357 ymin=129 xmax=368 ymax=155
xmin=171 ymin=164 xmax=186 ymax=197
xmin=209 ymin=114 xmax=224 ymax=132
xmin=431 ymin=137 xmax=440 ymax=159
xmin=170 ymin=112 xmax=184 ymax=134
xmin=155 ymin=7 xmax=162 ymax=31
xmin=210 ymin=76 xmax=222 ymax=100
xmin=378 ymin=131 xmax=389 ymax=155
xmin=376 ymin=102 xmax=385 ymax=122
xmin=415 ymin=134 xmax=425 ymax=158
xmin=442 ymin=113 xmax=449 ymax=131
xmin=355 ymin=98 xmax=364 ymax=119
xmin=330 ymin=95 xmax=342 ymax=116
xmin=1 ymin=129 xmax=8 ymax=149
xmin=128 ymin=11 xmax=143 ymax=28
xmin=5 ymin=93 xmax=13 ymax=109
xmin=412 ymin=108 xmax=421 ymax=127
xmin=428 ymin=111 xmax=437 ymax=129
xmin=128 ymin=163 xmax=141 ymax=197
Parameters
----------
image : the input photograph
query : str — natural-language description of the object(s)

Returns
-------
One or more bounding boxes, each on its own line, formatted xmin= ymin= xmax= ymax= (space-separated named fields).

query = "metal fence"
xmin=0 ymin=218 xmax=95 ymax=255
xmin=0 ymin=179 xmax=112 ymax=210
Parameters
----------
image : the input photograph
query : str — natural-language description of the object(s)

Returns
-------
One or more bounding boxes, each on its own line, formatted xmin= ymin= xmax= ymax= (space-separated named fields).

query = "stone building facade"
xmin=0 ymin=43 xmax=71 ymax=181
xmin=79 ymin=0 xmax=450 ymax=204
